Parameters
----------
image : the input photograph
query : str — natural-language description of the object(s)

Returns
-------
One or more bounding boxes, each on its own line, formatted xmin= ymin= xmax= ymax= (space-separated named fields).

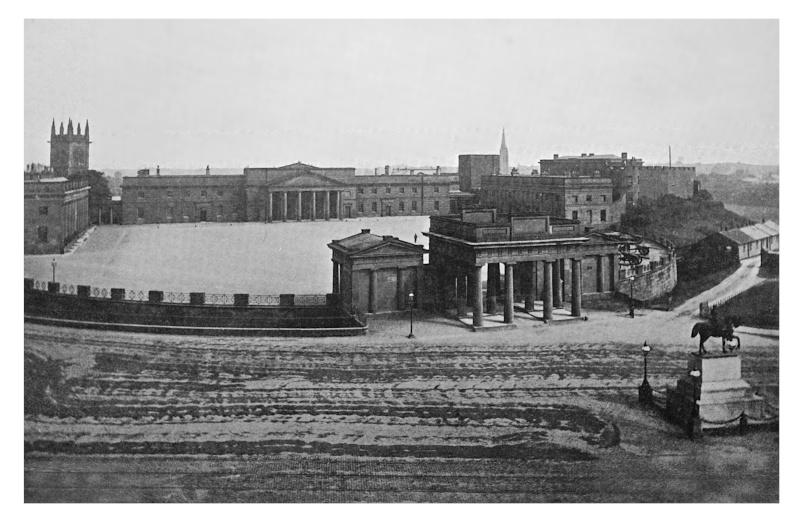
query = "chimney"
xmin=206 ymin=165 xmax=210 ymax=176
xmin=361 ymin=228 xmax=371 ymax=234
xmin=589 ymin=153 xmax=594 ymax=156
xmin=436 ymin=166 xmax=441 ymax=175
xmin=156 ymin=165 xmax=160 ymax=176
xmin=581 ymin=153 xmax=587 ymax=157
xmin=382 ymin=235 xmax=394 ymax=241
xmin=553 ymin=154 xmax=558 ymax=159
xmin=374 ymin=168 xmax=378 ymax=176
xmin=138 ymin=168 xmax=150 ymax=177
xmin=622 ymin=152 xmax=627 ymax=159
xmin=384 ymin=165 xmax=390 ymax=176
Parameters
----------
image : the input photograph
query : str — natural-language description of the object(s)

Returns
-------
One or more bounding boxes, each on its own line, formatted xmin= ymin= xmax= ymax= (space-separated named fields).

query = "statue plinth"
xmin=667 ymin=352 xmax=764 ymax=430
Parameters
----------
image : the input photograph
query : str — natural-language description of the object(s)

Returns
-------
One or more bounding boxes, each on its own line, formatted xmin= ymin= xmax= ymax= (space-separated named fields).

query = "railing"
xmin=26 ymin=279 xmax=330 ymax=307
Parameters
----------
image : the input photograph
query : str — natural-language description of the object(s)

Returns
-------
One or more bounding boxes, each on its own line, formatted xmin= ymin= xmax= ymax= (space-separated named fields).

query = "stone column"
xmin=311 ymin=191 xmax=317 ymax=221
xmin=332 ymin=262 xmax=340 ymax=294
xmin=337 ymin=191 xmax=342 ymax=220
xmin=369 ymin=269 xmax=378 ymax=313
xmin=267 ymin=191 xmax=273 ymax=223
xmin=487 ymin=263 xmax=500 ymax=313
xmin=610 ymin=253 xmax=618 ymax=291
xmin=297 ymin=191 xmax=303 ymax=221
xmin=282 ymin=191 xmax=288 ymax=222
xmin=543 ymin=260 xmax=554 ymax=321
xmin=553 ymin=258 xmax=563 ymax=308
xmin=504 ymin=263 xmax=515 ymax=324
xmin=525 ymin=261 xmax=537 ymax=311
xmin=598 ymin=255 xmax=606 ymax=292
xmin=472 ymin=264 xmax=484 ymax=328
xmin=324 ymin=191 xmax=331 ymax=220
xmin=571 ymin=258 xmax=583 ymax=317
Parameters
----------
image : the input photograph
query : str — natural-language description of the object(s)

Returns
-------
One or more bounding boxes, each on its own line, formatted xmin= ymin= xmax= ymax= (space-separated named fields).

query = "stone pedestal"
xmin=667 ymin=352 xmax=765 ymax=430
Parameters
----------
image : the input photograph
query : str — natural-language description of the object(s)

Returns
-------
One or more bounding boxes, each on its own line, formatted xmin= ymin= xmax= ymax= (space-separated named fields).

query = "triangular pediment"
xmin=270 ymin=170 xmax=347 ymax=188
xmin=350 ymin=239 xmax=425 ymax=258
xmin=276 ymin=162 xmax=319 ymax=170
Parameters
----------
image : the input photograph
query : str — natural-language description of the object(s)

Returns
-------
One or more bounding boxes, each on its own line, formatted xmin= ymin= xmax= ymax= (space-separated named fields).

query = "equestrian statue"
xmin=691 ymin=310 xmax=742 ymax=355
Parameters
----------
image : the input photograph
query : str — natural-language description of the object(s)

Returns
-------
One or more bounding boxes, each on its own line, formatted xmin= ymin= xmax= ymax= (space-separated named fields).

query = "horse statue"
xmin=691 ymin=315 xmax=741 ymax=355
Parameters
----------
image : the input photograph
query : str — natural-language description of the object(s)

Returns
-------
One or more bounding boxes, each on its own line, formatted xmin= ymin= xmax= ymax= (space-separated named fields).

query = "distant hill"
xmin=690 ymin=163 xmax=779 ymax=180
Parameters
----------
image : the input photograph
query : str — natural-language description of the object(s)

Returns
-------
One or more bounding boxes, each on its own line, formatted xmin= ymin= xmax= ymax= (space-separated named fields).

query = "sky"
xmin=24 ymin=19 xmax=779 ymax=170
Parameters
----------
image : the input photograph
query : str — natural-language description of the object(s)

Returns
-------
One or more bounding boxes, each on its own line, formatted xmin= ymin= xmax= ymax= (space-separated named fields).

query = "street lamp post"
xmin=52 ymin=259 xmax=57 ymax=284
xmin=407 ymin=292 xmax=415 ymax=339
xmin=629 ymin=275 xmax=635 ymax=318
xmin=638 ymin=342 xmax=653 ymax=405
xmin=688 ymin=369 xmax=703 ymax=440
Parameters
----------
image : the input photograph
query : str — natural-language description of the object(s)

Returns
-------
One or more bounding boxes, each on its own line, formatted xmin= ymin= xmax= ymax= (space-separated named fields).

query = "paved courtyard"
xmin=23 ymin=218 xmax=431 ymax=294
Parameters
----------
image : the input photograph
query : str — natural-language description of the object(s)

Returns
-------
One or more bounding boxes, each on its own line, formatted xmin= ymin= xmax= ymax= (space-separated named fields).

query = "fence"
xmin=25 ymin=279 xmax=330 ymax=308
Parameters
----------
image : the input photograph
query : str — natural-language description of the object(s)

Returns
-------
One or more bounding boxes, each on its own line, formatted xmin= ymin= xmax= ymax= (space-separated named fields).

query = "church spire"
xmin=77 ymin=122 xmax=82 ymax=135
xmin=51 ymin=119 xmax=56 ymax=137
xmin=85 ymin=120 xmax=89 ymax=138
xmin=59 ymin=121 xmax=64 ymax=135
xmin=67 ymin=119 xmax=74 ymax=136
xmin=499 ymin=128 xmax=509 ymax=174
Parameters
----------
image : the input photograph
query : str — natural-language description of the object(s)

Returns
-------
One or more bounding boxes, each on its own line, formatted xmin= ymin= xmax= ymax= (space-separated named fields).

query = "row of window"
xmin=356 ymin=200 xmax=440 ymax=214
xmin=571 ymin=209 xmax=608 ymax=223
xmin=572 ymin=194 xmax=607 ymax=203
xmin=137 ymin=205 xmax=225 ymax=219
xmin=136 ymin=189 xmax=225 ymax=199
xmin=357 ymin=186 xmax=441 ymax=195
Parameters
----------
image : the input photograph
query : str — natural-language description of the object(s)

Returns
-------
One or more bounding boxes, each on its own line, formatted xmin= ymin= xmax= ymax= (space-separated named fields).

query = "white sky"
xmin=25 ymin=19 xmax=778 ymax=169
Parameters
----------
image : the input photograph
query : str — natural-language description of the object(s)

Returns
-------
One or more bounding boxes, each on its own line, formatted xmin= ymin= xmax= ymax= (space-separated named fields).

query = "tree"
xmin=70 ymin=170 xmax=112 ymax=224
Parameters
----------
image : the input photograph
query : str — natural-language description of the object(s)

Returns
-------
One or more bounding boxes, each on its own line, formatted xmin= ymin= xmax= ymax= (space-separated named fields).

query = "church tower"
xmin=50 ymin=119 xmax=91 ymax=178
xmin=499 ymin=128 xmax=509 ymax=175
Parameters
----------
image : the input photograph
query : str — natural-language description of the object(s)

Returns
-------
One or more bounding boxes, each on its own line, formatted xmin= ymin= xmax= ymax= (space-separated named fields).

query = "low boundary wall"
xmin=24 ymin=279 xmax=367 ymax=337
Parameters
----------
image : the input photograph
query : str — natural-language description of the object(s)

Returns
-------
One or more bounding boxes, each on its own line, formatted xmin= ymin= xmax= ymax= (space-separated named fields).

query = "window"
xmin=600 ymin=210 xmax=607 ymax=222
xmin=38 ymin=206 xmax=48 ymax=215
xmin=572 ymin=211 xmax=578 ymax=220
xmin=168 ymin=206 xmax=174 ymax=218
xmin=218 ymin=205 xmax=223 ymax=216
xmin=399 ymin=201 xmax=405 ymax=212
xmin=588 ymin=210 xmax=593 ymax=223
xmin=137 ymin=191 xmax=144 ymax=199
xmin=412 ymin=187 xmax=418 ymax=194
xmin=358 ymin=187 xmax=364 ymax=195
xmin=371 ymin=202 xmax=377 ymax=212
xmin=412 ymin=200 xmax=418 ymax=211
xmin=586 ymin=195 xmax=592 ymax=202
xmin=358 ymin=203 xmax=364 ymax=213
xmin=434 ymin=187 xmax=440 ymax=193
xmin=385 ymin=187 xmax=391 ymax=194
xmin=217 ymin=189 xmax=223 ymax=197
xmin=434 ymin=200 xmax=440 ymax=211
xmin=601 ymin=195 xmax=606 ymax=202
xmin=37 ymin=226 xmax=48 ymax=243
xmin=201 ymin=189 xmax=207 ymax=197
xmin=137 ymin=207 xmax=145 ymax=219
xmin=399 ymin=187 xmax=405 ymax=194
xmin=573 ymin=195 xmax=579 ymax=203
xmin=372 ymin=187 xmax=378 ymax=194
xmin=167 ymin=191 xmax=173 ymax=198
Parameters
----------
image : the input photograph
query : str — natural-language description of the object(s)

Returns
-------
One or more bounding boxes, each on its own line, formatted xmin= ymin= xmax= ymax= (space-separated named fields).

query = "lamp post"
xmin=638 ymin=342 xmax=653 ymax=405
xmin=407 ymin=292 xmax=415 ymax=339
xmin=629 ymin=275 xmax=635 ymax=318
xmin=688 ymin=369 xmax=703 ymax=440
xmin=51 ymin=259 xmax=57 ymax=284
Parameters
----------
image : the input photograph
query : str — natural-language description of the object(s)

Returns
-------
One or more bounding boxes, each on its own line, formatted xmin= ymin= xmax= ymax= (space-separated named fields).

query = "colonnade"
xmin=267 ymin=190 xmax=342 ymax=222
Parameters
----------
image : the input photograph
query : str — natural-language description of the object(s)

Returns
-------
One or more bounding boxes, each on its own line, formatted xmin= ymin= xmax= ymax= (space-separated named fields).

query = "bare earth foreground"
xmin=24 ymin=222 xmax=779 ymax=502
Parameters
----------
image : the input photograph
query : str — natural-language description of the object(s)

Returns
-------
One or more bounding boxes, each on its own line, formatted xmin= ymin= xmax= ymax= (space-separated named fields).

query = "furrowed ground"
xmin=25 ymin=317 xmax=779 ymax=503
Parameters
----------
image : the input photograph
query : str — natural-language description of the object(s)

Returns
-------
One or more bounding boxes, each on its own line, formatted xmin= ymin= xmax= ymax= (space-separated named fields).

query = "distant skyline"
xmin=25 ymin=19 xmax=779 ymax=170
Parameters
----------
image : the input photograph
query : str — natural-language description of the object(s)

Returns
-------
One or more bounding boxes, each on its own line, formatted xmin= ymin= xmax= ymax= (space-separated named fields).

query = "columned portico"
xmin=553 ymin=259 xmax=563 ymax=308
xmin=525 ymin=261 xmax=537 ymax=311
xmin=487 ymin=263 xmax=500 ymax=313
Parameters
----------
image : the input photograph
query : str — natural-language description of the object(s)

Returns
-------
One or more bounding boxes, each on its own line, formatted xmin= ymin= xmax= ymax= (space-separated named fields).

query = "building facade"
xmin=50 ymin=119 xmax=90 ymax=179
xmin=479 ymin=174 xmax=621 ymax=232
xmin=638 ymin=166 xmax=696 ymax=200
xmin=121 ymin=162 xmax=457 ymax=224
xmin=539 ymin=152 xmax=642 ymax=204
xmin=458 ymin=154 xmax=500 ymax=192
xmin=24 ymin=177 xmax=90 ymax=254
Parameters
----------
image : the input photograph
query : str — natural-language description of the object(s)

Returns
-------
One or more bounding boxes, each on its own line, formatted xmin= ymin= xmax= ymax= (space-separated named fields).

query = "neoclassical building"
xmin=122 ymin=162 xmax=458 ymax=224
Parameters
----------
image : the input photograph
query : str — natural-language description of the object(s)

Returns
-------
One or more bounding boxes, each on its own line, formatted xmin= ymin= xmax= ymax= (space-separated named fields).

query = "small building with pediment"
xmin=329 ymin=229 xmax=425 ymax=314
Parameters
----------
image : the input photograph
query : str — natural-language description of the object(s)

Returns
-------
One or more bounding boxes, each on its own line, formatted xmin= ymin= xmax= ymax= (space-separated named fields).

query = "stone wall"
xmin=615 ymin=258 xmax=677 ymax=302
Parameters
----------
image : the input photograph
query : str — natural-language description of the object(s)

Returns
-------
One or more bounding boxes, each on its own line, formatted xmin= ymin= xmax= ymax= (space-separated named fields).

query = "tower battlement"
xmin=49 ymin=119 xmax=91 ymax=178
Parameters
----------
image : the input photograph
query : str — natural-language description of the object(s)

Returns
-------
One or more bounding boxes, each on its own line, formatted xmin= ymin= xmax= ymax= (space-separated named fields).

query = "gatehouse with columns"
xmin=425 ymin=209 xmax=620 ymax=329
